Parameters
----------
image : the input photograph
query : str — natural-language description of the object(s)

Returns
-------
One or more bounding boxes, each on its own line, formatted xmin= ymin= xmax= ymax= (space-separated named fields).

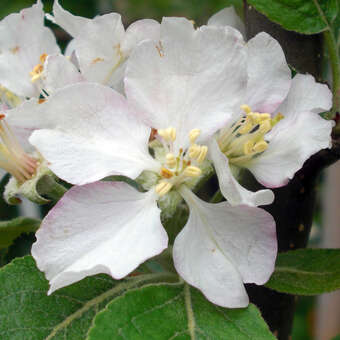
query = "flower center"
xmin=155 ymin=127 xmax=208 ymax=196
xmin=217 ymin=105 xmax=284 ymax=166
xmin=0 ymin=114 xmax=37 ymax=183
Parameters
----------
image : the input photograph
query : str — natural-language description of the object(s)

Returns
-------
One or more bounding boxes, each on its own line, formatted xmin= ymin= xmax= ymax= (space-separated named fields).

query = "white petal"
xmin=245 ymin=32 xmax=291 ymax=113
xmin=174 ymin=186 xmax=276 ymax=307
xmin=73 ymin=13 xmax=125 ymax=87
xmin=27 ymin=83 xmax=159 ymax=185
xmin=52 ymin=0 xmax=92 ymax=37
xmin=121 ymin=19 xmax=160 ymax=56
xmin=247 ymin=111 xmax=334 ymax=187
xmin=209 ymin=139 xmax=274 ymax=206
xmin=0 ymin=1 xmax=60 ymax=97
xmin=42 ymin=54 xmax=84 ymax=93
xmin=207 ymin=6 xmax=246 ymax=38
xmin=32 ymin=181 xmax=168 ymax=294
xmin=276 ymin=73 xmax=332 ymax=116
xmin=126 ymin=17 xmax=247 ymax=152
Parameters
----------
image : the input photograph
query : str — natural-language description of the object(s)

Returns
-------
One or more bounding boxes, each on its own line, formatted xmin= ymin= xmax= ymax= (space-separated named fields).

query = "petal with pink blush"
xmin=173 ymin=186 xmax=277 ymax=308
xmin=32 ymin=181 xmax=168 ymax=294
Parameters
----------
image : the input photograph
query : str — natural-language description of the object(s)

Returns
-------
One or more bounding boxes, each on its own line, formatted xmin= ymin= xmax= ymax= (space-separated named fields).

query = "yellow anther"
xmin=189 ymin=129 xmax=201 ymax=144
xmin=240 ymin=104 xmax=252 ymax=114
xmin=30 ymin=64 xmax=44 ymax=82
xmin=259 ymin=120 xmax=272 ymax=134
xmin=161 ymin=167 xmax=174 ymax=179
xmin=183 ymin=166 xmax=201 ymax=177
xmin=253 ymin=140 xmax=268 ymax=153
xmin=155 ymin=181 xmax=173 ymax=196
xmin=239 ymin=120 xmax=253 ymax=134
xmin=40 ymin=53 xmax=48 ymax=63
xmin=197 ymin=145 xmax=208 ymax=163
xmin=244 ymin=140 xmax=255 ymax=155
xmin=165 ymin=153 xmax=176 ymax=168
xmin=258 ymin=113 xmax=271 ymax=121
xmin=247 ymin=112 xmax=261 ymax=124
xmin=188 ymin=144 xmax=201 ymax=159
xmin=271 ymin=113 xmax=284 ymax=127
xmin=158 ymin=127 xmax=176 ymax=142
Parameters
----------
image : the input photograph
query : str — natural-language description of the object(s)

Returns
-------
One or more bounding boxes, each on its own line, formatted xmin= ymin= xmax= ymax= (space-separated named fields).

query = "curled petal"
xmin=209 ymin=139 xmax=274 ymax=206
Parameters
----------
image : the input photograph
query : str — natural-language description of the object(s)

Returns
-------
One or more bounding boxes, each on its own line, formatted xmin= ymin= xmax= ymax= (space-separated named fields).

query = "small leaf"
xmin=0 ymin=256 xmax=177 ymax=340
xmin=247 ymin=0 xmax=338 ymax=34
xmin=88 ymin=284 xmax=275 ymax=340
xmin=266 ymin=248 xmax=340 ymax=295
xmin=0 ymin=217 xmax=40 ymax=249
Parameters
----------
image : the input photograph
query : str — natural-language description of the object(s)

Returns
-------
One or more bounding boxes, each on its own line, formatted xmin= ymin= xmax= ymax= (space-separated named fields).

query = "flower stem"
xmin=36 ymin=175 xmax=67 ymax=202
xmin=323 ymin=29 xmax=340 ymax=120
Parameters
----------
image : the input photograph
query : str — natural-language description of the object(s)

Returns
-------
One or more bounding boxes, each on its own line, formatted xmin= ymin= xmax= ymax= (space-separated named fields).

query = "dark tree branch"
xmin=243 ymin=3 xmax=340 ymax=340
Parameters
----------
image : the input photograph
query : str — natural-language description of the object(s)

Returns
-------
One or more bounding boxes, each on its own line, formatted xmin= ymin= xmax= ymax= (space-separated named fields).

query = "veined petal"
xmin=52 ymin=0 xmax=92 ymax=37
xmin=126 ymin=17 xmax=247 ymax=152
xmin=209 ymin=139 xmax=274 ymax=206
xmin=0 ymin=1 xmax=60 ymax=97
xmin=276 ymin=73 xmax=332 ymax=117
xmin=207 ymin=6 xmax=246 ymax=38
xmin=174 ymin=186 xmax=276 ymax=307
xmin=246 ymin=32 xmax=291 ymax=113
xmin=42 ymin=54 xmax=85 ymax=93
xmin=247 ymin=110 xmax=334 ymax=187
xmin=32 ymin=181 xmax=168 ymax=294
xmin=6 ymin=82 xmax=159 ymax=185
xmin=121 ymin=19 xmax=160 ymax=56
xmin=73 ymin=13 xmax=125 ymax=87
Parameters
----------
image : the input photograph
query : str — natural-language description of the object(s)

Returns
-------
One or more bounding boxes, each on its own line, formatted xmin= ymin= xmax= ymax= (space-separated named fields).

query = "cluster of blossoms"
xmin=0 ymin=1 xmax=334 ymax=307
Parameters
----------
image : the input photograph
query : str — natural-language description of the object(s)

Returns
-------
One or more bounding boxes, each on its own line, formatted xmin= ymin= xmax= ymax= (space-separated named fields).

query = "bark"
xmin=243 ymin=4 xmax=340 ymax=340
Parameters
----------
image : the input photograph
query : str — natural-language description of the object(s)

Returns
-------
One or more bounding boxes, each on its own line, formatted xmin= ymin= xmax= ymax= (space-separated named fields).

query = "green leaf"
xmin=266 ymin=248 xmax=340 ymax=295
xmin=88 ymin=284 xmax=275 ymax=340
xmin=247 ymin=0 xmax=338 ymax=34
xmin=0 ymin=256 xmax=177 ymax=340
xmin=332 ymin=335 xmax=340 ymax=340
xmin=0 ymin=217 xmax=40 ymax=249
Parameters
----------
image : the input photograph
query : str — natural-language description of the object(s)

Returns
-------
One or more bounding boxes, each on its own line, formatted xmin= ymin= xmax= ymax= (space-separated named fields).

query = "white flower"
xmin=207 ymin=7 xmax=334 ymax=191
xmin=0 ymin=1 xmax=60 ymax=99
xmin=27 ymin=19 xmax=277 ymax=308
xmin=48 ymin=0 xmax=160 ymax=92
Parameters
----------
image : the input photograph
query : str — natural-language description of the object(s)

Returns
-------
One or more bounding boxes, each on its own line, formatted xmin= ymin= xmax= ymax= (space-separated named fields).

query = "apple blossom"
xmin=27 ymin=19 xmax=276 ymax=307
xmin=48 ymin=0 xmax=160 ymax=92
xmin=207 ymin=7 xmax=334 ymax=192
xmin=0 ymin=1 xmax=59 ymax=100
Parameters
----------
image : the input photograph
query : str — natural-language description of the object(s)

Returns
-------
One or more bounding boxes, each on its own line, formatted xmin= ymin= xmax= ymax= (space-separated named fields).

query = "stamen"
xmin=40 ymin=53 xmax=48 ymax=63
xmin=189 ymin=129 xmax=200 ymax=144
xmin=158 ymin=127 xmax=176 ymax=142
xmin=188 ymin=144 xmax=201 ymax=159
xmin=259 ymin=120 xmax=272 ymax=134
xmin=183 ymin=166 xmax=201 ymax=177
xmin=155 ymin=181 xmax=173 ymax=196
xmin=165 ymin=153 xmax=176 ymax=168
xmin=197 ymin=145 xmax=208 ymax=163
xmin=161 ymin=167 xmax=174 ymax=179
xmin=244 ymin=140 xmax=255 ymax=155
xmin=240 ymin=104 xmax=251 ymax=114
xmin=253 ymin=140 xmax=268 ymax=153
xmin=239 ymin=119 xmax=253 ymax=134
